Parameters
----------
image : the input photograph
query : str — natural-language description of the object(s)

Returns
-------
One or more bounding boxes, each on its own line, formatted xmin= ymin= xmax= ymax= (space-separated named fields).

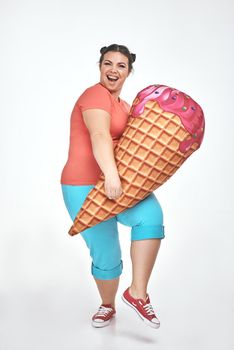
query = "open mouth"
xmin=107 ymin=75 xmax=119 ymax=82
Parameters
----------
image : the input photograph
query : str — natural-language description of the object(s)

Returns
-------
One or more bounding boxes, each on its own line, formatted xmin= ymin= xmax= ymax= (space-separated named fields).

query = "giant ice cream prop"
xmin=68 ymin=84 xmax=205 ymax=236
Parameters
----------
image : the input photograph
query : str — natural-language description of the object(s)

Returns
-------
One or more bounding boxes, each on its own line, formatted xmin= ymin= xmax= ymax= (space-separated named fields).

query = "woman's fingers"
xmin=104 ymin=175 xmax=123 ymax=199
xmin=108 ymin=188 xmax=122 ymax=199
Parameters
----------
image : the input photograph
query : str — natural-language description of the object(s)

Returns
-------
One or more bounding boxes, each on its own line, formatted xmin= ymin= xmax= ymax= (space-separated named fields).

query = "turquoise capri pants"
xmin=61 ymin=184 xmax=165 ymax=280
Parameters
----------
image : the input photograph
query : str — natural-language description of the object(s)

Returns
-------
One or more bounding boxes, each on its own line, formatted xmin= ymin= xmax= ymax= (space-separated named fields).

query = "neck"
xmin=110 ymin=90 xmax=121 ymax=101
xmin=99 ymin=82 xmax=121 ymax=101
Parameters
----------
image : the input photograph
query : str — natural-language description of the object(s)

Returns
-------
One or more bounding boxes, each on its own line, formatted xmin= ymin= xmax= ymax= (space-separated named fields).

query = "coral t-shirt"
xmin=60 ymin=82 xmax=130 ymax=185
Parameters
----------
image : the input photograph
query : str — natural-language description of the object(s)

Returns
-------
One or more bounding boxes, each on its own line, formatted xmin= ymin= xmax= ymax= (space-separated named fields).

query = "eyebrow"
xmin=104 ymin=59 xmax=127 ymax=65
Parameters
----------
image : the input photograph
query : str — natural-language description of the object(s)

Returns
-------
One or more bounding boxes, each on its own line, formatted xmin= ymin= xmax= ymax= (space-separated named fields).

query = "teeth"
xmin=107 ymin=75 xmax=118 ymax=81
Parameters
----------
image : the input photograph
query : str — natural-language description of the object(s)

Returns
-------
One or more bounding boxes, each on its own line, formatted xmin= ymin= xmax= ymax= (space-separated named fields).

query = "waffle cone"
xmin=68 ymin=85 xmax=205 ymax=236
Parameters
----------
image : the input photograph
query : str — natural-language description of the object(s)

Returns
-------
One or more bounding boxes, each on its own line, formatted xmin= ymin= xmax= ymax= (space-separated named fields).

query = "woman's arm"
xmin=82 ymin=109 xmax=122 ymax=199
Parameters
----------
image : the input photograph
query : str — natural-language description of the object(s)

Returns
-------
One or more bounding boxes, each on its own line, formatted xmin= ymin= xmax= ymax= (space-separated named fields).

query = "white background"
xmin=0 ymin=0 xmax=234 ymax=349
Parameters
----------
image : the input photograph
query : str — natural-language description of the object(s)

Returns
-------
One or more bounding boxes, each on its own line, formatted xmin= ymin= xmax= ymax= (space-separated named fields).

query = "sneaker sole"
xmin=121 ymin=295 xmax=160 ymax=329
xmin=92 ymin=314 xmax=115 ymax=328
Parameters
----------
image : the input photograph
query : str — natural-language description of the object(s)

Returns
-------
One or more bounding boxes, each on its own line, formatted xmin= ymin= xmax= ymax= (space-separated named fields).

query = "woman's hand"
xmin=104 ymin=173 xmax=123 ymax=200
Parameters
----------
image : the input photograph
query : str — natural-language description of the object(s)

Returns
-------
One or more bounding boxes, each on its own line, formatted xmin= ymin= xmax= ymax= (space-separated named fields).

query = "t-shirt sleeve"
xmin=123 ymin=101 xmax=131 ymax=113
xmin=78 ymin=84 xmax=112 ymax=114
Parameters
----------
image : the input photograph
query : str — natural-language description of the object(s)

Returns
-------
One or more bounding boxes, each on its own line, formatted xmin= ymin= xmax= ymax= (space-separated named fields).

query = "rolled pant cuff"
xmin=131 ymin=225 xmax=165 ymax=240
xmin=91 ymin=260 xmax=123 ymax=280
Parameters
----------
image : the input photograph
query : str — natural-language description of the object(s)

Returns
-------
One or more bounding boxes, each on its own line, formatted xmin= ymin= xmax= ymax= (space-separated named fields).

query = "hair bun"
xmin=131 ymin=53 xmax=136 ymax=62
xmin=100 ymin=46 xmax=107 ymax=54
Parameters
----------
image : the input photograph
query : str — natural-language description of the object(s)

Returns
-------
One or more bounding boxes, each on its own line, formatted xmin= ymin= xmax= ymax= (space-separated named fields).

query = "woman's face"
xmin=99 ymin=51 xmax=130 ymax=98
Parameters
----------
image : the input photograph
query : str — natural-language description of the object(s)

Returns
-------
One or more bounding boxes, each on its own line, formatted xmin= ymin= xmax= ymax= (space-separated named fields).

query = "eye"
xmin=119 ymin=64 xmax=126 ymax=68
xmin=104 ymin=62 xmax=111 ymax=65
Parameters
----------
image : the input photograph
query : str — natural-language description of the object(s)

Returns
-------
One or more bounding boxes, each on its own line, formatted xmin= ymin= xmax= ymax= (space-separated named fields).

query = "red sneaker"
xmin=92 ymin=304 xmax=116 ymax=328
xmin=122 ymin=287 xmax=160 ymax=328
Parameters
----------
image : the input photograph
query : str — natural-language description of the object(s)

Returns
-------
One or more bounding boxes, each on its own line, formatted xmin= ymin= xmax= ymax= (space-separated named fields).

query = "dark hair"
xmin=99 ymin=44 xmax=136 ymax=72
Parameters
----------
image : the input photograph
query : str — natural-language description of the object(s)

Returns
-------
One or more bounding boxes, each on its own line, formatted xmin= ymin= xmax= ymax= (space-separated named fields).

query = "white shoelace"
xmin=95 ymin=306 xmax=113 ymax=317
xmin=143 ymin=303 xmax=156 ymax=316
